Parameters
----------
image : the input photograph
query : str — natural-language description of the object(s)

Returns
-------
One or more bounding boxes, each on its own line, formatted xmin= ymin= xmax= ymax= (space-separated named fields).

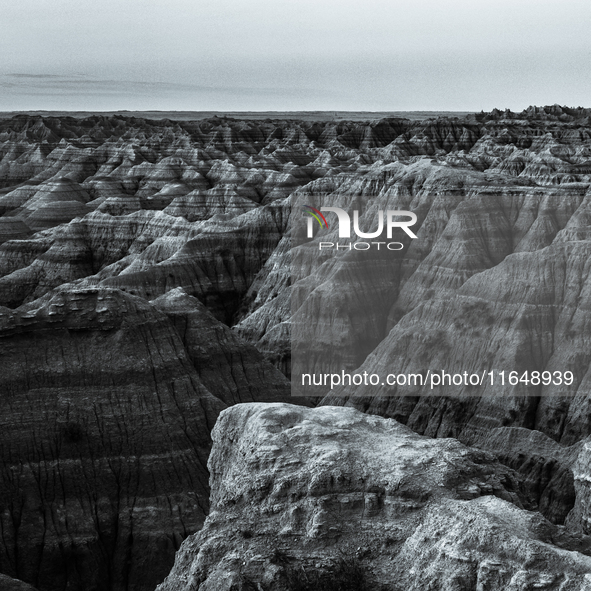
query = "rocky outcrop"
xmin=0 ymin=574 xmax=39 ymax=591
xmin=152 ymin=288 xmax=290 ymax=405
xmin=320 ymin=237 xmax=591 ymax=443
xmin=567 ymin=441 xmax=591 ymax=535
xmin=0 ymin=217 xmax=31 ymax=244
xmin=473 ymin=427 xmax=582 ymax=524
xmin=158 ymin=404 xmax=591 ymax=591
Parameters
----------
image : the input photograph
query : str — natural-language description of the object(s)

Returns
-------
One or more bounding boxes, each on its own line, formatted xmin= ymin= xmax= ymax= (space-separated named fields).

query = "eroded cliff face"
xmin=0 ymin=287 xmax=224 ymax=591
xmin=2 ymin=107 xmax=591 ymax=589
xmin=157 ymin=404 xmax=591 ymax=591
xmin=0 ymin=286 xmax=289 ymax=591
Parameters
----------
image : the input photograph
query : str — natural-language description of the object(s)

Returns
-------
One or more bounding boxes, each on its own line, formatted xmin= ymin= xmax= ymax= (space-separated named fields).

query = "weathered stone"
xmin=158 ymin=404 xmax=591 ymax=591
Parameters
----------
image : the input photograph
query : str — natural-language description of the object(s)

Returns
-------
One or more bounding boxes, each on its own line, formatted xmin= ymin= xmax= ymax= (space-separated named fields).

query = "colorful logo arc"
xmin=302 ymin=205 xmax=329 ymax=230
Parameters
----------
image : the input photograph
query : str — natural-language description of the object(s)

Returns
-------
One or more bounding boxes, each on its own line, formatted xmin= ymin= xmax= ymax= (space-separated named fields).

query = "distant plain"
xmin=0 ymin=110 xmax=473 ymax=121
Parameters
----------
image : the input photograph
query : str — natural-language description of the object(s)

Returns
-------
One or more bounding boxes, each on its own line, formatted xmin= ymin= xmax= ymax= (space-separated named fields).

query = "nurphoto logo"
xmin=302 ymin=205 xmax=418 ymax=250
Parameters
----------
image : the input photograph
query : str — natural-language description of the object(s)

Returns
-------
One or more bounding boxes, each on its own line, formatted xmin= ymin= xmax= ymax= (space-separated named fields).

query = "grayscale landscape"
xmin=2 ymin=106 xmax=591 ymax=590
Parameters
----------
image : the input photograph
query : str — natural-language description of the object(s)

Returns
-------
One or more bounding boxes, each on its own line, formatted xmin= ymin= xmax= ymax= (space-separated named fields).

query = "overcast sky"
xmin=1 ymin=0 xmax=590 ymax=112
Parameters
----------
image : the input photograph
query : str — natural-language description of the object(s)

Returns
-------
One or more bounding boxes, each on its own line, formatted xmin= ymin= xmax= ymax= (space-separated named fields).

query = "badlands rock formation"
xmin=158 ymin=403 xmax=591 ymax=591
xmin=0 ymin=285 xmax=289 ymax=591
xmin=0 ymin=574 xmax=38 ymax=591
xmin=0 ymin=287 xmax=224 ymax=591
xmin=1 ymin=106 xmax=591 ymax=589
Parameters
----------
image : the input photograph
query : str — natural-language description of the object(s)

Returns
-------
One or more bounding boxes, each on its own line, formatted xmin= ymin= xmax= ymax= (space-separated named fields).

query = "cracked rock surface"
xmin=158 ymin=403 xmax=591 ymax=591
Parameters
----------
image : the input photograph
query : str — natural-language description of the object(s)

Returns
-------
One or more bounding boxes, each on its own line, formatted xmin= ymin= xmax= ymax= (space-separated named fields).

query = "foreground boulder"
xmin=158 ymin=403 xmax=591 ymax=590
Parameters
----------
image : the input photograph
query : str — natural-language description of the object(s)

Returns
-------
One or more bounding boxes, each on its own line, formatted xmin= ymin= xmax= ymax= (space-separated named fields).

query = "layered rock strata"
xmin=0 ymin=286 xmax=288 ymax=591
